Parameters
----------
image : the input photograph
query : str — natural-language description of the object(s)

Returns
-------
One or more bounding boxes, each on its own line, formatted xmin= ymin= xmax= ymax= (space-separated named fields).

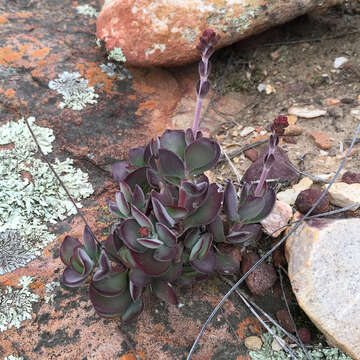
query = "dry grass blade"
xmin=220 ymin=145 xmax=242 ymax=184
xmin=186 ymin=124 xmax=360 ymax=359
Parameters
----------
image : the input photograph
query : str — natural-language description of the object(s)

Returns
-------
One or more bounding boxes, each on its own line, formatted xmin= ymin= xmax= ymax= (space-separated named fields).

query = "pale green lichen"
xmin=4 ymin=356 xmax=24 ymax=360
xmin=249 ymin=327 xmax=353 ymax=360
xmin=48 ymin=72 xmax=99 ymax=111
xmin=100 ymin=63 xmax=132 ymax=80
xmin=108 ymin=47 xmax=126 ymax=63
xmin=0 ymin=117 xmax=93 ymax=274
xmin=76 ymin=4 xmax=98 ymax=18
xmin=44 ymin=280 xmax=60 ymax=304
xmin=95 ymin=37 xmax=102 ymax=48
xmin=0 ymin=276 xmax=39 ymax=332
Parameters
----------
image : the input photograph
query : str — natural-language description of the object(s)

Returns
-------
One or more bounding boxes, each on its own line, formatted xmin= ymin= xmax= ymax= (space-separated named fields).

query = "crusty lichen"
xmin=249 ymin=327 xmax=353 ymax=360
xmin=108 ymin=47 xmax=126 ymax=63
xmin=48 ymin=72 xmax=99 ymax=110
xmin=76 ymin=4 xmax=98 ymax=18
xmin=100 ymin=62 xmax=132 ymax=80
xmin=0 ymin=117 xmax=93 ymax=274
xmin=4 ymin=356 xmax=24 ymax=360
xmin=44 ymin=280 xmax=60 ymax=304
xmin=0 ymin=276 xmax=39 ymax=332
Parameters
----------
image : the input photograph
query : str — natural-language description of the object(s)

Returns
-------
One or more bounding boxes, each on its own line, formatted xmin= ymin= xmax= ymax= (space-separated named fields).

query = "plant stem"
xmin=192 ymin=96 xmax=203 ymax=137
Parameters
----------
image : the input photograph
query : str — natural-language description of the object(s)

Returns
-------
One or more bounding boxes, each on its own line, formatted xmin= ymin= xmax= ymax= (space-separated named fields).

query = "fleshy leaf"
xmin=104 ymin=234 xmax=122 ymax=262
xmin=119 ymin=219 xmax=147 ymax=253
xmin=215 ymin=252 xmax=240 ymax=275
xmin=165 ymin=206 xmax=187 ymax=220
xmin=146 ymin=168 xmax=161 ymax=188
xmin=152 ymin=280 xmax=178 ymax=305
xmin=158 ymin=149 xmax=185 ymax=178
xmin=160 ymin=129 xmax=186 ymax=159
xmin=122 ymin=298 xmax=144 ymax=322
xmin=129 ymin=280 xmax=143 ymax=301
xmin=129 ymin=268 xmax=152 ymax=287
xmin=151 ymin=197 xmax=175 ymax=228
xmin=183 ymin=183 xmax=223 ymax=229
xmin=124 ymin=167 xmax=147 ymax=190
xmin=153 ymin=245 xmax=177 ymax=262
xmin=116 ymin=191 xmax=130 ymax=216
xmin=207 ymin=215 xmax=226 ymax=243
xmin=184 ymin=137 xmax=220 ymax=176
xmin=189 ymin=233 xmax=212 ymax=261
xmin=226 ymin=223 xmax=262 ymax=245
xmin=92 ymin=250 xmax=111 ymax=281
xmin=118 ymin=246 xmax=137 ymax=268
xmin=131 ymin=250 xmax=171 ymax=276
xmin=119 ymin=180 xmax=132 ymax=203
xmin=185 ymin=128 xmax=195 ymax=145
xmin=182 ymin=181 xmax=208 ymax=196
xmin=224 ymin=181 xmax=239 ymax=222
xmin=92 ymin=271 xmax=128 ymax=296
xmin=184 ymin=228 xmax=201 ymax=249
xmin=89 ymin=283 xmax=131 ymax=317
xmin=132 ymin=185 xmax=145 ymax=210
xmin=136 ymin=237 xmax=164 ymax=249
xmin=112 ymin=161 xmax=130 ymax=183
xmin=60 ymin=236 xmax=81 ymax=266
xmin=107 ymin=200 xmax=123 ymax=217
xmin=159 ymin=261 xmax=183 ymax=282
xmin=190 ymin=250 xmax=216 ymax=274
xmin=156 ymin=223 xmax=176 ymax=247
xmin=83 ymin=225 xmax=98 ymax=260
xmin=129 ymin=146 xmax=145 ymax=168
xmin=131 ymin=204 xmax=153 ymax=229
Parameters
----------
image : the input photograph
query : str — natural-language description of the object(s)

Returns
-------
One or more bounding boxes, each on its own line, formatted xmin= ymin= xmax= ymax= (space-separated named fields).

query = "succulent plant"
xmin=59 ymin=29 xmax=293 ymax=322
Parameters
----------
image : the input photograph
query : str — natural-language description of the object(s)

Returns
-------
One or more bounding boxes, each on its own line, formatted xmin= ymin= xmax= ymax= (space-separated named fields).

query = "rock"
xmin=284 ymin=125 xmax=303 ymax=136
xmin=324 ymin=98 xmax=340 ymax=106
xmin=342 ymin=171 xmax=360 ymax=184
xmin=328 ymin=106 xmax=344 ymax=118
xmin=350 ymin=107 xmax=360 ymax=120
xmin=283 ymin=136 xmax=297 ymax=144
xmin=276 ymin=309 xmax=295 ymax=333
xmin=286 ymin=218 xmax=360 ymax=359
xmin=298 ymin=328 xmax=311 ymax=344
xmin=241 ymin=252 xmax=277 ymax=296
xmin=272 ymin=247 xmax=287 ymax=269
xmin=271 ymin=338 xmax=283 ymax=351
xmin=334 ymin=57 xmax=349 ymax=69
xmin=261 ymin=200 xmax=293 ymax=238
xmin=310 ymin=131 xmax=332 ymax=150
xmin=287 ymin=115 xmax=298 ymax=125
xmin=240 ymin=126 xmax=255 ymax=137
xmin=96 ymin=0 xmax=344 ymax=67
xmin=244 ymin=148 xmax=258 ymax=162
xmin=257 ymin=83 xmax=266 ymax=93
xmin=295 ymin=188 xmax=330 ymax=215
xmin=277 ymin=177 xmax=313 ymax=205
xmin=288 ymin=106 xmax=326 ymax=119
xmin=328 ymin=182 xmax=360 ymax=210
xmin=244 ymin=336 xmax=262 ymax=350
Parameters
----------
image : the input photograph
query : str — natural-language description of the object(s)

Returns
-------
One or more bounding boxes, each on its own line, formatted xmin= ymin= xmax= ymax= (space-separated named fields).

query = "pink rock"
xmin=261 ymin=200 xmax=293 ymax=238
xmin=295 ymin=188 xmax=329 ymax=215
xmin=96 ymin=0 xmax=344 ymax=67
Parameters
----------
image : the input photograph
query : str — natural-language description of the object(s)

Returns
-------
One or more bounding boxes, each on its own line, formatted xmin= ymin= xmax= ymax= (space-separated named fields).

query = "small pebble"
xmin=295 ymin=188 xmax=330 ymax=215
xmin=325 ymin=98 xmax=340 ymax=106
xmin=284 ymin=125 xmax=303 ymax=136
xmin=288 ymin=106 xmax=326 ymax=119
xmin=298 ymin=327 xmax=311 ymax=343
xmin=276 ymin=309 xmax=295 ymax=333
xmin=342 ymin=171 xmax=360 ymax=184
xmin=283 ymin=136 xmax=297 ymax=144
xmin=334 ymin=56 xmax=348 ymax=69
xmin=310 ymin=131 xmax=332 ymax=150
xmin=244 ymin=336 xmax=263 ymax=350
xmin=240 ymin=126 xmax=255 ymax=137
xmin=287 ymin=115 xmax=298 ymax=125
xmin=350 ymin=107 xmax=360 ymax=120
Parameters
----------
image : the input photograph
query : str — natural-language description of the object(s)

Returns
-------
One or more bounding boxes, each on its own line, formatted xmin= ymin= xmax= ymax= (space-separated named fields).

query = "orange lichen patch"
xmin=18 ymin=44 xmax=30 ymax=52
xmin=0 ymin=15 xmax=8 ymax=24
xmin=31 ymin=47 xmax=50 ymax=58
xmin=237 ymin=355 xmax=251 ymax=360
xmin=5 ymin=88 xmax=16 ymax=98
xmin=29 ymin=280 xmax=45 ymax=292
xmin=0 ymin=46 xmax=22 ymax=64
xmin=16 ymin=12 xmax=33 ymax=18
xmin=236 ymin=317 xmax=263 ymax=339
xmin=119 ymin=352 xmax=145 ymax=360
xmin=128 ymin=94 xmax=136 ymax=101
xmin=135 ymin=100 xmax=157 ymax=115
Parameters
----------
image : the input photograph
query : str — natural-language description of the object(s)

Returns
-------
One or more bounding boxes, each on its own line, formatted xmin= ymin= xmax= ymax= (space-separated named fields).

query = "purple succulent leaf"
xmin=60 ymin=235 xmax=81 ymax=267
xmin=207 ymin=215 xmax=226 ymax=243
xmin=152 ymin=280 xmax=178 ymax=305
xmin=175 ymin=243 xmax=184 ymax=263
xmin=111 ymin=161 xmax=130 ymax=183
xmin=91 ymin=271 xmax=128 ymax=296
xmin=146 ymin=168 xmax=161 ymax=188
xmin=153 ymin=245 xmax=177 ymax=262
xmin=144 ymin=142 xmax=152 ymax=164
xmin=226 ymin=223 xmax=262 ymax=244
xmin=151 ymin=197 xmax=175 ymax=228
xmin=184 ymin=137 xmax=220 ymax=176
xmin=150 ymin=137 xmax=160 ymax=157
xmin=189 ymin=233 xmax=212 ymax=261
xmin=130 ymin=204 xmax=153 ymax=230
xmin=107 ymin=200 xmax=123 ymax=217
xmin=185 ymin=128 xmax=195 ymax=145
xmin=156 ymin=223 xmax=176 ymax=247
xmin=136 ymin=237 xmax=164 ymax=249
xmin=131 ymin=250 xmax=171 ymax=276
xmin=128 ymin=146 xmax=145 ymax=168
xmin=122 ymin=298 xmax=144 ymax=322
xmin=182 ymin=181 xmax=208 ymax=196
xmin=83 ymin=225 xmax=99 ymax=260
xmin=103 ymin=234 xmax=122 ymax=260
xmin=89 ymin=283 xmax=131 ymax=318
xmin=70 ymin=253 xmax=83 ymax=273
xmin=215 ymin=252 xmax=240 ymax=275
xmin=224 ymin=181 xmax=239 ymax=222
xmin=129 ymin=280 xmax=143 ymax=301
xmin=116 ymin=191 xmax=130 ymax=216
xmin=196 ymin=80 xmax=211 ymax=99
xmin=184 ymin=228 xmax=201 ymax=249
xmin=119 ymin=180 xmax=132 ymax=203
xmin=62 ymin=267 xmax=87 ymax=287
xmin=119 ymin=219 xmax=147 ymax=253
xmin=92 ymin=250 xmax=111 ymax=281
xmin=159 ymin=261 xmax=183 ymax=282
xmin=158 ymin=149 xmax=185 ymax=178
xmin=165 ymin=206 xmax=187 ymax=220
xmin=183 ymin=183 xmax=223 ymax=229
xmin=124 ymin=167 xmax=148 ymax=191
xmin=118 ymin=246 xmax=137 ymax=268
xmin=159 ymin=129 xmax=186 ymax=159
xmin=132 ymin=184 xmax=145 ymax=210
xmin=190 ymin=249 xmax=216 ymax=274
xmin=129 ymin=268 xmax=152 ymax=287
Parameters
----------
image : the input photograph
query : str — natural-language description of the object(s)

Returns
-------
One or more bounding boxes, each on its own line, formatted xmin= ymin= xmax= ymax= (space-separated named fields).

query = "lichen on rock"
xmin=76 ymin=4 xmax=99 ymax=18
xmin=48 ymin=71 xmax=99 ymax=110
xmin=0 ymin=276 xmax=39 ymax=332
xmin=107 ymin=47 xmax=126 ymax=63
xmin=0 ymin=117 xmax=94 ymax=275
xmin=100 ymin=62 xmax=132 ymax=80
